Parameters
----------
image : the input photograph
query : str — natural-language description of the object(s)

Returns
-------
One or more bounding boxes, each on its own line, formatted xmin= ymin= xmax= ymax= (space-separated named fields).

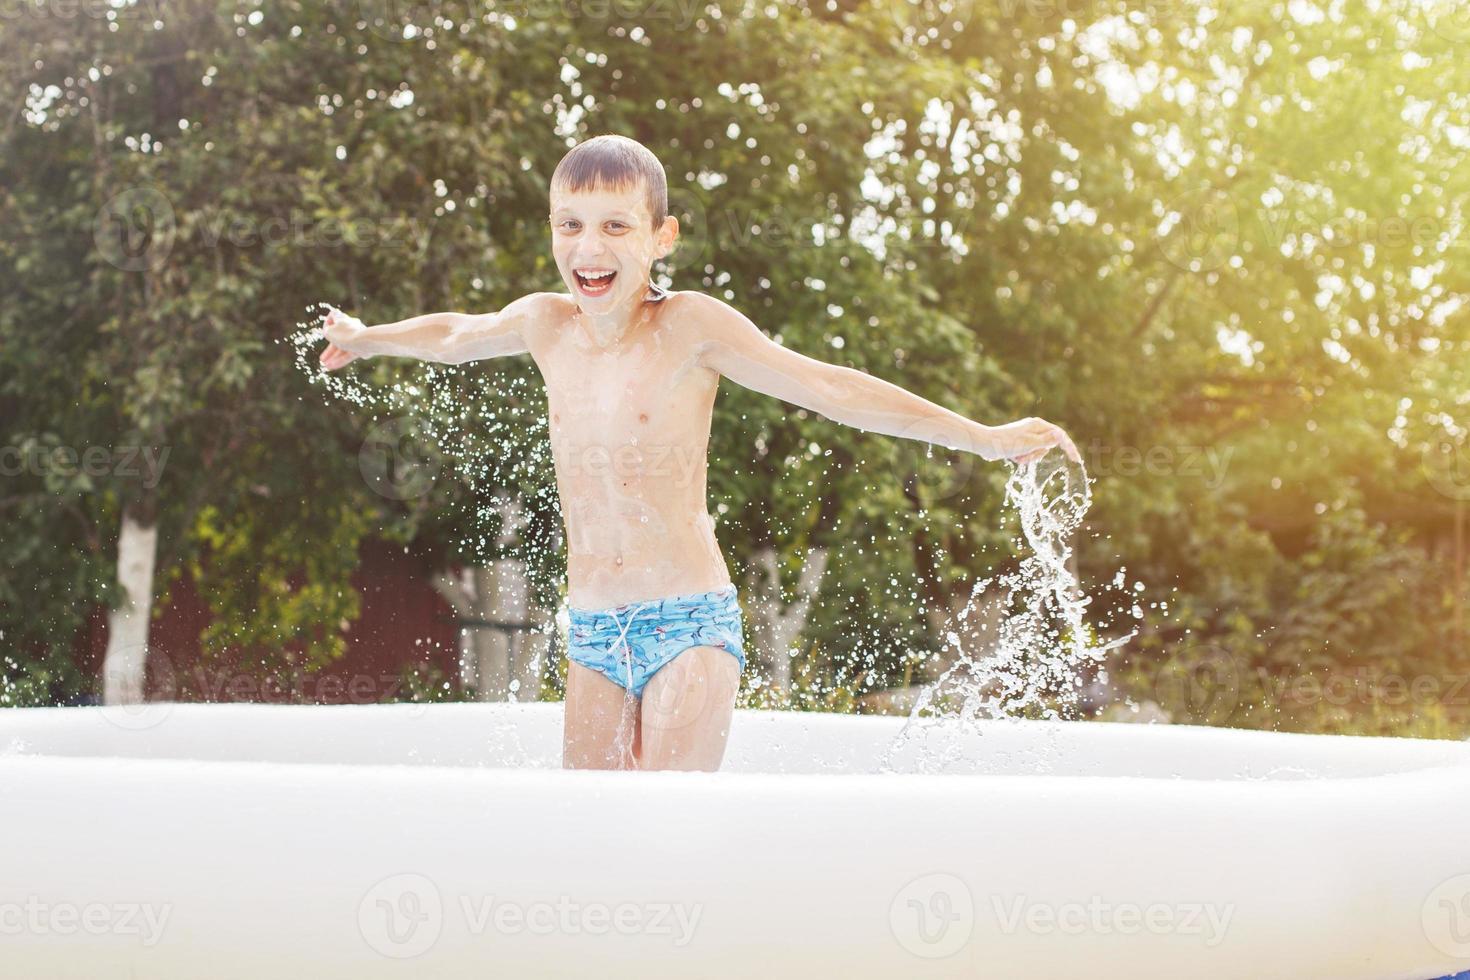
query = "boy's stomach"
xmin=562 ymin=505 xmax=731 ymax=610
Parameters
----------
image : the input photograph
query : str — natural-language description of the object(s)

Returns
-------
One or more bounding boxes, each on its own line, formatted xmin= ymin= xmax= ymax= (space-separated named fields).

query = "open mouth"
xmin=573 ymin=268 xmax=617 ymax=297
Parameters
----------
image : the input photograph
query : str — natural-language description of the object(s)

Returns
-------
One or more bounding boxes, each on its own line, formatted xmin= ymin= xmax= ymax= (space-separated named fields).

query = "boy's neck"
xmin=575 ymin=281 xmax=667 ymax=348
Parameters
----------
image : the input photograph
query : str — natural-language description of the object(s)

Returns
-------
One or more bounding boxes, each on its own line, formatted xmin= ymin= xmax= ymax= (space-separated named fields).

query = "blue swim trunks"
xmin=566 ymin=585 xmax=747 ymax=698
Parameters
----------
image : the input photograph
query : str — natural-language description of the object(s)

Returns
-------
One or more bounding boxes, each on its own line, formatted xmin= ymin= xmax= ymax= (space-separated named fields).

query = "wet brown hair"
xmin=550 ymin=134 xmax=668 ymax=230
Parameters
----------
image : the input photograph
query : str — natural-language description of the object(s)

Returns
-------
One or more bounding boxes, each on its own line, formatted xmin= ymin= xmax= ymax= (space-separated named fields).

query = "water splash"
xmin=280 ymin=304 xmax=563 ymax=699
xmin=880 ymin=453 xmax=1135 ymax=773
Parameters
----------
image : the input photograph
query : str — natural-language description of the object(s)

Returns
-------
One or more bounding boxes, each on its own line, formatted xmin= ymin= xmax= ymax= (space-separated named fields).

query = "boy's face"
xmin=549 ymin=179 xmax=678 ymax=315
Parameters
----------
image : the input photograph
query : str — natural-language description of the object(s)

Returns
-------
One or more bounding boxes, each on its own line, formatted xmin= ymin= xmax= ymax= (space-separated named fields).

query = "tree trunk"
xmin=102 ymin=500 xmax=159 ymax=705
xmin=434 ymin=565 xmax=514 ymax=701
xmin=512 ymin=602 xmax=554 ymax=702
xmin=471 ymin=565 xmax=513 ymax=701
xmin=742 ymin=546 xmax=828 ymax=693
xmin=447 ymin=567 xmax=481 ymax=694
xmin=430 ymin=497 xmax=546 ymax=702
xmin=1455 ymin=496 xmax=1464 ymax=655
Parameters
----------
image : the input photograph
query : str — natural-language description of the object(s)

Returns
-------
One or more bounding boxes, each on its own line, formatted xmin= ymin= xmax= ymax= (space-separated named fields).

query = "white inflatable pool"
xmin=2 ymin=702 xmax=1468 ymax=979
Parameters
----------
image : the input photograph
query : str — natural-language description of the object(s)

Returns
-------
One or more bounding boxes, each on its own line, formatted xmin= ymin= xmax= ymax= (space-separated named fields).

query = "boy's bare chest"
xmin=532 ymin=331 xmax=718 ymax=448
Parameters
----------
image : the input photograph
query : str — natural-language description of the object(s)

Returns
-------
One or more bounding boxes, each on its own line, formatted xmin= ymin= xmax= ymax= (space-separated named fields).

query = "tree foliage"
xmin=1 ymin=0 xmax=1464 ymax=733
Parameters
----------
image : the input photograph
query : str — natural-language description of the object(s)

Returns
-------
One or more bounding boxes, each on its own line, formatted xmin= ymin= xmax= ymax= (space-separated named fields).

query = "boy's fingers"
xmin=1041 ymin=423 xmax=1078 ymax=463
xmin=1061 ymin=433 xmax=1080 ymax=462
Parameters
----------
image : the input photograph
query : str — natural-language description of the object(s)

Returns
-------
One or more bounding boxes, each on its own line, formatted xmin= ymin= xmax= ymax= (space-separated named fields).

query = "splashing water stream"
xmin=880 ymin=454 xmax=1135 ymax=774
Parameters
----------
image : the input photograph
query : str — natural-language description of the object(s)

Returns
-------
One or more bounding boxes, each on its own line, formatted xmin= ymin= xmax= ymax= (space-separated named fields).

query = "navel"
xmin=638 ymin=413 xmax=649 ymax=423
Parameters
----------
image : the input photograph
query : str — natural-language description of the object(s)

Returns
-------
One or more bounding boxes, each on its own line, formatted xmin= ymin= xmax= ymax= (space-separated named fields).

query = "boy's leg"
xmin=563 ymin=662 xmax=640 ymax=770
xmin=637 ymin=646 xmax=741 ymax=772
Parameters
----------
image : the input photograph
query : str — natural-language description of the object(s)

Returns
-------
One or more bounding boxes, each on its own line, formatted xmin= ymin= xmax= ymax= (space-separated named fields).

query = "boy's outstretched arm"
xmin=691 ymin=294 xmax=1078 ymax=466
xmin=318 ymin=293 xmax=555 ymax=370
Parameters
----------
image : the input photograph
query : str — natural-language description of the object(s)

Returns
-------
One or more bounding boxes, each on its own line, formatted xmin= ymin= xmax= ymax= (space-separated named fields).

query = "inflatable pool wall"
xmin=2 ymin=702 xmax=1468 ymax=979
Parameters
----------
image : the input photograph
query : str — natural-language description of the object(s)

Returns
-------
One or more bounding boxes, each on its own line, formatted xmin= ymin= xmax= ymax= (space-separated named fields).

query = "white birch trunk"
xmin=743 ymin=546 xmax=828 ymax=693
xmin=511 ymin=601 xmax=553 ymax=702
xmin=102 ymin=503 xmax=159 ymax=706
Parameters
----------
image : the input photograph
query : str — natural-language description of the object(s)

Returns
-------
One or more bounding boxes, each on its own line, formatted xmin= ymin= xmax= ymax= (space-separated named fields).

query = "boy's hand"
xmin=319 ymin=307 xmax=367 ymax=371
xmin=986 ymin=417 xmax=1081 ymax=466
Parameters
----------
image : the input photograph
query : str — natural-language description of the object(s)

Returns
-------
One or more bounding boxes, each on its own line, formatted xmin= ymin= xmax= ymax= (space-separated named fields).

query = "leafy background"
xmin=1 ymin=0 xmax=1466 ymax=737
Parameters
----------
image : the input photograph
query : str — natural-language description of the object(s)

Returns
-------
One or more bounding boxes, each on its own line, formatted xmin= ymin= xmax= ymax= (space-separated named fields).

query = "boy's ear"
xmin=655 ymin=214 xmax=680 ymax=258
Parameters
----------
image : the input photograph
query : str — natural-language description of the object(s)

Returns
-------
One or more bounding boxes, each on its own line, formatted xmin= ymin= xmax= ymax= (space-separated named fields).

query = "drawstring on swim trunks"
xmin=606 ymin=602 xmax=653 ymax=692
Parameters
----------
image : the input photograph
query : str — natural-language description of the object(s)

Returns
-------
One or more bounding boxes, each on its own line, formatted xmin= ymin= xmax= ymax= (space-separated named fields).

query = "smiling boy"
xmin=318 ymin=134 xmax=1079 ymax=772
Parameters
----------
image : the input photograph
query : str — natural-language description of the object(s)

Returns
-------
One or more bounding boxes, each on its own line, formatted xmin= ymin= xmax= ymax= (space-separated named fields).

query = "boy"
xmin=318 ymin=134 xmax=1079 ymax=772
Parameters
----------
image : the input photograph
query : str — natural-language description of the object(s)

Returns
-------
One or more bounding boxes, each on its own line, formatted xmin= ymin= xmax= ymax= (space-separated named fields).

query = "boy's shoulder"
xmin=507 ymin=290 xmax=576 ymax=321
xmin=662 ymin=289 xmax=745 ymax=334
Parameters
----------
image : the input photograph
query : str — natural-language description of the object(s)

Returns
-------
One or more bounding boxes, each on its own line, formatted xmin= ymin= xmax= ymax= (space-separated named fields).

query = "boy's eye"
xmin=552 ymin=218 xmax=629 ymax=233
